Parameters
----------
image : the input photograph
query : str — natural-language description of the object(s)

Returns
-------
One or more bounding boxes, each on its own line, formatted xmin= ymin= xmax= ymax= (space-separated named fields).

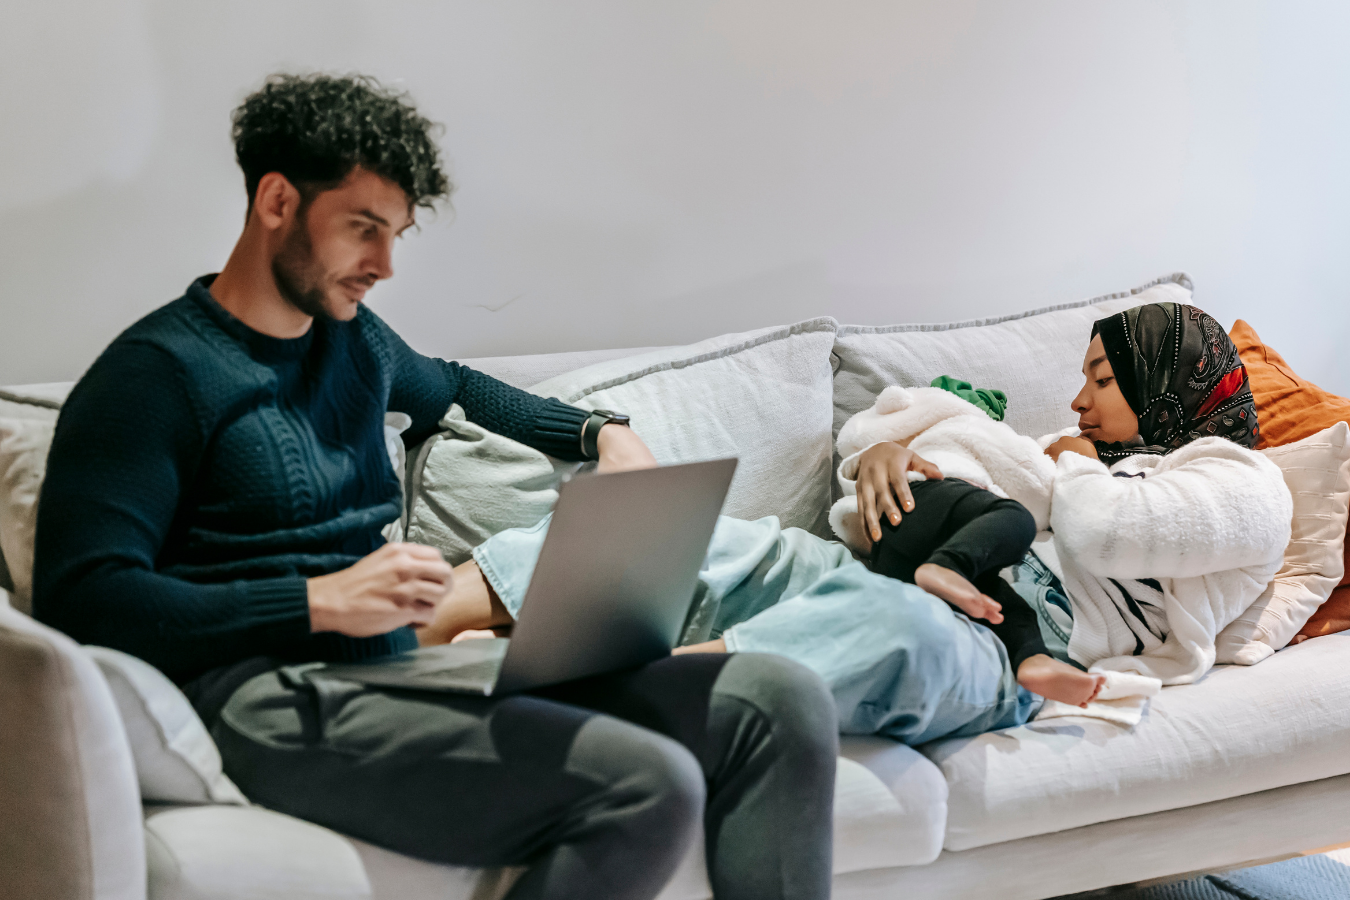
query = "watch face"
xmin=594 ymin=409 xmax=630 ymax=425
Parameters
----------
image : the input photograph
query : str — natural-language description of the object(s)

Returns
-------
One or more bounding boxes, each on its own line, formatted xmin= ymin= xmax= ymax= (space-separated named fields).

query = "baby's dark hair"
xmin=231 ymin=73 xmax=451 ymax=211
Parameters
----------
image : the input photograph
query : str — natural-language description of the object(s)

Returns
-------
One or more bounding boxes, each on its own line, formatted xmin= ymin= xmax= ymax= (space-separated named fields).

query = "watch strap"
xmin=581 ymin=409 xmax=629 ymax=460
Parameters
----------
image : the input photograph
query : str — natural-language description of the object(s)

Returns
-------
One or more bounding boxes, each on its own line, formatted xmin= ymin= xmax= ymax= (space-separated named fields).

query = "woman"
xmin=433 ymin=302 xmax=1291 ymax=743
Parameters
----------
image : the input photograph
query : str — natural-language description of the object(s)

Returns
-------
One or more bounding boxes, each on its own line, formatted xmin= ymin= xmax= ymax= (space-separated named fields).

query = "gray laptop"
xmin=316 ymin=458 xmax=737 ymax=695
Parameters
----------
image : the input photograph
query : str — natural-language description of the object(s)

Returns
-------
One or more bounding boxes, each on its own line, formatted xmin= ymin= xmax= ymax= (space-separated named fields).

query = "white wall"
xmin=2 ymin=1 xmax=1347 ymax=392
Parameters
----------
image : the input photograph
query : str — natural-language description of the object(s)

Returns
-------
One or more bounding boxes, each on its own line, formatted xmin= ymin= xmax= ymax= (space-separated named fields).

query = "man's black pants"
xmin=202 ymin=652 xmax=837 ymax=900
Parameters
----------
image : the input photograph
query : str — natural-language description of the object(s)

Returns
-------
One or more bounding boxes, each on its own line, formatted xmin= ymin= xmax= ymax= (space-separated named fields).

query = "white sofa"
xmin=3 ymin=272 xmax=1349 ymax=900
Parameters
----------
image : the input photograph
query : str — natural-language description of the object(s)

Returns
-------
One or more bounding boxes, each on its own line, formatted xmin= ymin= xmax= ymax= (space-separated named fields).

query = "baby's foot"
xmin=1017 ymin=655 xmax=1107 ymax=708
xmin=914 ymin=563 xmax=1004 ymax=624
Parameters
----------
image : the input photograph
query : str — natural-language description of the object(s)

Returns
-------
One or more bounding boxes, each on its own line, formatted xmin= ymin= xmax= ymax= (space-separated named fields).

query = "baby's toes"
xmin=978 ymin=596 xmax=1003 ymax=623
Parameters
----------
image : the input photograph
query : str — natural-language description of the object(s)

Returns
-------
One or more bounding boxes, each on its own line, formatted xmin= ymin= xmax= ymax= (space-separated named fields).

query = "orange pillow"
xmin=1232 ymin=320 xmax=1350 ymax=639
xmin=1293 ymin=583 xmax=1350 ymax=644
xmin=1231 ymin=319 xmax=1350 ymax=449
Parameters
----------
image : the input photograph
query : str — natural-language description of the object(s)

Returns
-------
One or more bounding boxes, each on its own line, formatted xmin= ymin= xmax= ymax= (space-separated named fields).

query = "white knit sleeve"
xmin=1049 ymin=438 xmax=1291 ymax=581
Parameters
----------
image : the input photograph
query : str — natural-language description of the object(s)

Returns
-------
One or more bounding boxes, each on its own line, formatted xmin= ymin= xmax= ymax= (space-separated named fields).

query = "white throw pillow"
xmin=528 ymin=317 xmax=839 ymax=536
xmin=1215 ymin=421 xmax=1350 ymax=665
xmin=0 ymin=410 xmax=58 ymax=615
xmin=831 ymin=274 xmax=1193 ymax=462
xmin=85 ymin=645 xmax=248 ymax=805
xmin=405 ymin=404 xmax=580 ymax=566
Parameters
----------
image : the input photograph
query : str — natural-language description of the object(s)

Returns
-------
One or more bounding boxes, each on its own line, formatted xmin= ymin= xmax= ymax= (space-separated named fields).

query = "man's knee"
xmin=568 ymin=715 xmax=706 ymax=835
xmin=716 ymin=653 xmax=839 ymax=760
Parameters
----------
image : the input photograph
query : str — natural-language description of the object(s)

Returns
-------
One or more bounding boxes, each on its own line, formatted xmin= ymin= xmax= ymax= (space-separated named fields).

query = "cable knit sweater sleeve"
xmin=360 ymin=308 xmax=590 ymax=459
xmin=1050 ymin=438 xmax=1292 ymax=581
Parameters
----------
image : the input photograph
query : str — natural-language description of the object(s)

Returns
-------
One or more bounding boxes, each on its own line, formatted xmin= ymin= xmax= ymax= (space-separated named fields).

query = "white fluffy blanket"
xmin=832 ymin=386 xmax=1057 ymax=550
xmin=832 ymin=386 xmax=1294 ymax=721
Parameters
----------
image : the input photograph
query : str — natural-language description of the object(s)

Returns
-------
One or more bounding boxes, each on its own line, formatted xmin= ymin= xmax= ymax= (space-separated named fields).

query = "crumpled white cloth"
xmin=1033 ymin=669 xmax=1162 ymax=727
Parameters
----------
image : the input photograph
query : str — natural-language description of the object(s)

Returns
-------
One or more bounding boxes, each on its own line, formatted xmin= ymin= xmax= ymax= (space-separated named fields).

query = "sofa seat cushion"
xmin=835 ymin=736 xmax=948 ymax=871
xmin=922 ymin=633 xmax=1350 ymax=851
xmin=143 ymin=739 xmax=947 ymax=900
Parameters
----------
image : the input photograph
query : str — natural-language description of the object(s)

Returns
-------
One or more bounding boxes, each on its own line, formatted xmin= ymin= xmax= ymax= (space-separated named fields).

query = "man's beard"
xmin=271 ymin=215 xmax=330 ymax=319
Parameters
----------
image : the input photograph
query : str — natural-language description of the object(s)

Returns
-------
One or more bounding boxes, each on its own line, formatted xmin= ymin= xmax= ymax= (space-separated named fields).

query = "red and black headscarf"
xmin=1089 ymin=302 xmax=1259 ymax=464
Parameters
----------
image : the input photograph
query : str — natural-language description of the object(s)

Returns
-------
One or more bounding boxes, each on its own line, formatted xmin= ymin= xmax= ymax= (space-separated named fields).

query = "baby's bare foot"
xmin=1017 ymin=655 xmax=1107 ymax=708
xmin=914 ymin=563 xmax=1004 ymax=624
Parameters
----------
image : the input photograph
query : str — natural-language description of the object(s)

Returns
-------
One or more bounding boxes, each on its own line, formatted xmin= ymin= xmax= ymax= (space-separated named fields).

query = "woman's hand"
xmin=855 ymin=443 xmax=944 ymax=543
xmin=1045 ymin=435 xmax=1099 ymax=463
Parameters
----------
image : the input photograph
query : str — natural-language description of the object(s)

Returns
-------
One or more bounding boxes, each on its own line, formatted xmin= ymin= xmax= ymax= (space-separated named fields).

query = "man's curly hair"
xmin=232 ymin=73 xmax=451 ymax=212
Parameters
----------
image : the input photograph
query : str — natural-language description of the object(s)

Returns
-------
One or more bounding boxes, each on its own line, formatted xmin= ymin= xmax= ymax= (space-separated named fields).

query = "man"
xmin=33 ymin=74 xmax=837 ymax=900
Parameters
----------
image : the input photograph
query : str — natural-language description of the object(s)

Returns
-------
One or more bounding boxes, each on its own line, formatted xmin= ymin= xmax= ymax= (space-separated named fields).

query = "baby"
xmin=832 ymin=384 xmax=1106 ymax=708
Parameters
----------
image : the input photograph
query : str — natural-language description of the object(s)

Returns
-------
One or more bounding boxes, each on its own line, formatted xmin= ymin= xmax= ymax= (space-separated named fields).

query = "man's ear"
xmin=250 ymin=172 xmax=302 ymax=232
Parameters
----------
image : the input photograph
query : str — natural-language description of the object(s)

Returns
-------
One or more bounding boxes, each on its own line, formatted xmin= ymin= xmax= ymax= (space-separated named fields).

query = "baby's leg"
xmin=979 ymin=576 xmax=1104 ymax=708
xmin=913 ymin=563 xmax=1004 ymax=623
xmin=873 ymin=480 xmax=1033 ymax=623
xmin=1015 ymin=655 xmax=1106 ymax=708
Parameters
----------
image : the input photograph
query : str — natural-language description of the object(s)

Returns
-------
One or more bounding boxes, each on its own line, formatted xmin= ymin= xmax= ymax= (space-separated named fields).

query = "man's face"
xmin=271 ymin=167 xmax=415 ymax=322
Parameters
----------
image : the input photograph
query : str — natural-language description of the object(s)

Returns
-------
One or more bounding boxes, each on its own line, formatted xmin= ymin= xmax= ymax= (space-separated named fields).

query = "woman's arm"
xmin=1050 ymin=438 xmax=1292 ymax=581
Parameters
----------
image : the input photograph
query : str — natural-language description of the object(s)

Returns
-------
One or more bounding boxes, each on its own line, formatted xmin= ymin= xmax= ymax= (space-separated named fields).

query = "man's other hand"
xmin=308 ymin=543 xmax=453 ymax=637
xmin=596 ymin=422 xmax=658 ymax=473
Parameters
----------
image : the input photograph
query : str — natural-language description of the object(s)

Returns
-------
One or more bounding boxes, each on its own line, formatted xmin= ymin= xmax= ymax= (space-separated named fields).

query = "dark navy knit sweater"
xmin=32 ymin=276 xmax=589 ymax=683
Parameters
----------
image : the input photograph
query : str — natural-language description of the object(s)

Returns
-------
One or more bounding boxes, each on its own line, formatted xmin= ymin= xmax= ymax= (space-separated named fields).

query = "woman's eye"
xmin=1096 ymin=378 xmax=1113 ymax=388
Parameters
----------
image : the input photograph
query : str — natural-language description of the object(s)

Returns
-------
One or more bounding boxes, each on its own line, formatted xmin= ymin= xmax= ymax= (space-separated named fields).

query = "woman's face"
xmin=1072 ymin=333 xmax=1140 ymax=444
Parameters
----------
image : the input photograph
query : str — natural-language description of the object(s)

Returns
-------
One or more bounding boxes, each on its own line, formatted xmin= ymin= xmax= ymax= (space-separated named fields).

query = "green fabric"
xmin=929 ymin=375 xmax=1007 ymax=421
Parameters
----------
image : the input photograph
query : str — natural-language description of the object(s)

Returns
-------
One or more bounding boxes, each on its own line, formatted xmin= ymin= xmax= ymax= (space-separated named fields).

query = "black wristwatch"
xmin=581 ymin=408 xmax=631 ymax=460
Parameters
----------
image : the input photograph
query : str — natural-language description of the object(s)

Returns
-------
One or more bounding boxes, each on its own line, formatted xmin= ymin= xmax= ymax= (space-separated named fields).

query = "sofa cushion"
xmin=1299 ymin=584 xmax=1350 ymax=643
xmin=141 ymin=737 xmax=947 ymax=900
xmin=459 ymin=345 xmax=673 ymax=391
xmin=0 ymin=397 xmax=61 ymax=613
xmin=922 ymin=632 xmax=1350 ymax=851
xmin=145 ymin=805 xmax=381 ymax=900
xmin=1234 ymin=318 xmax=1350 ymax=450
xmin=405 ymin=404 xmax=576 ymax=565
xmin=0 ymin=600 xmax=145 ymax=900
xmin=529 ymin=318 xmax=839 ymax=536
xmin=1215 ymin=422 xmax=1350 ymax=664
xmin=834 ymin=736 xmax=948 ymax=871
xmin=86 ymin=646 xmax=248 ymax=806
xmin=831 ymin=274 xmax=1193 ymax=463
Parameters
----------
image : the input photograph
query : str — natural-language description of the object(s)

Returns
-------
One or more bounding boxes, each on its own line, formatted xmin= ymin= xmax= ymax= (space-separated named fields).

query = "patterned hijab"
xmin=1089 ymin=302 xmax=1259 ymax=464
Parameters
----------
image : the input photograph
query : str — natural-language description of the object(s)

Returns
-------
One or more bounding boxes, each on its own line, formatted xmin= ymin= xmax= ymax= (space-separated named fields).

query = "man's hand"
xmin=308 ymin=543 xmax=453 ymax=637
xmin=1045 ymin=435 xmax=1099 ymax=463
xmin=855 ymin=442 xmax=944 ymax=543
xmin=596 ymin=422 xmax=658 ymax=473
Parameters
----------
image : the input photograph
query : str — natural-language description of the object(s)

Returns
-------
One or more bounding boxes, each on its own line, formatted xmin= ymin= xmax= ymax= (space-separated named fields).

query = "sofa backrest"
xmin=0 ymin=272 xmax=1196 ymax=592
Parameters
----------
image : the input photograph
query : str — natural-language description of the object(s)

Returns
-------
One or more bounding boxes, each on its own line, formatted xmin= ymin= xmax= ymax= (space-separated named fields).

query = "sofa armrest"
xmin=0 ymin=602 xmax=146 ymax=900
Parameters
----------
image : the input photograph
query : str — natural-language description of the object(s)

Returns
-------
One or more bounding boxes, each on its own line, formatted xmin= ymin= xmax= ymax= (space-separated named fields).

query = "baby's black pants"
xmin=869 ymin=477 xmax=1045 ymax=673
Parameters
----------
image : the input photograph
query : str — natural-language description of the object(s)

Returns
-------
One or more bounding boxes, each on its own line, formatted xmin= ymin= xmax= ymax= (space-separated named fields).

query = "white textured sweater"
xmin=1044 ymin=441 xmax=1290 ymax=683
xmin=833 ymin=387 xmax=1293 ymax=685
